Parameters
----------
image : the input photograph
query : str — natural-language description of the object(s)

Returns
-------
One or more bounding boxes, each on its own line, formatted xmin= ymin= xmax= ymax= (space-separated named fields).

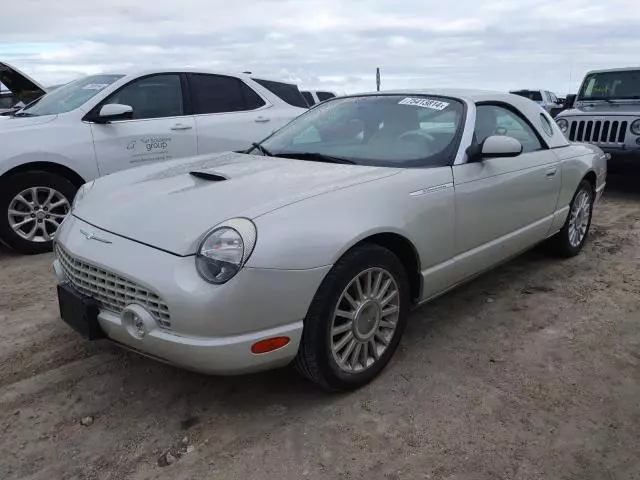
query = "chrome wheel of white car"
xmin=8 ymin=187 xmax=70 ymax=242
xmin=568 ymin=189 xmax=591 ymax=248
xmin=547 ymin=179 xmax=594 ymax=258
xmin=330 ymin=268 xmax=400 ymax=373
xmin=295 ymin=244 xmax=409 ymax=391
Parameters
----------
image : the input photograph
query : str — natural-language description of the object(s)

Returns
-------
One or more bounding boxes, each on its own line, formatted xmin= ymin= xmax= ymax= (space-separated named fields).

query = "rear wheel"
xmin=295 ymin=244 xmax=410 ymax=391
xmin=547 ymin=179 xmax=594 ymax=257
xmin=0 ymin=171 xmax=77 ymax=254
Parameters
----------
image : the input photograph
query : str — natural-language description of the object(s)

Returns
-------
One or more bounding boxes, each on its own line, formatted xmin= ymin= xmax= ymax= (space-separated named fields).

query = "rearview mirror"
xmin=564 ymin=94 xmax=577 ymax=108
xmin=481 ymin=135 xmax=523 ymax=158
xmin=96 ymin=103 xmax=133 ymax=123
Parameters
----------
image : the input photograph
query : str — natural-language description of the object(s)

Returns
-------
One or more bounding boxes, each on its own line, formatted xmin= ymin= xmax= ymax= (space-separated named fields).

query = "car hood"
xmin=0 ymin=62 xmax=47 ymax=104
xmin=74 ymin=152 xmax=401 ymax=255
xmin=0 ymin=114 xmax=57 ymax=130
xmin=559 ymin=101 xmax=640 ymax=117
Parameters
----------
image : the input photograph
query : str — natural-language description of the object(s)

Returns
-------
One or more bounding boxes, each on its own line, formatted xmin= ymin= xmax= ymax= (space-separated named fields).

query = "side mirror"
xmin=565 ymin=94 xmax=577 ymax=109
xmin=96 ymin=103 xmax=133 ymax=123
xmin=480 ymin=135 xmax=523 ymax=159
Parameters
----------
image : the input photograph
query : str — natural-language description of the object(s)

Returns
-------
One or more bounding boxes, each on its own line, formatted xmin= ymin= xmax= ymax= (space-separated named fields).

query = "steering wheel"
xmin=398 ymin=129 xmax=436 ymax=143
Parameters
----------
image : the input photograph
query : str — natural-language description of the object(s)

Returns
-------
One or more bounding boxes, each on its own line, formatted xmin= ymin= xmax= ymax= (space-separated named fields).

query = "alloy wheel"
xmin=330 ymin=267 xmax=400 ymax=373
xmin=7 ymin=187 xmax=70 ymax=243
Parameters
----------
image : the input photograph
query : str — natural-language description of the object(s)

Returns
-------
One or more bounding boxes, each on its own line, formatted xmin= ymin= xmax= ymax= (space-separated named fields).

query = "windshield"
xmin=19 ymin=74 xmax=123 ymax=116
xmin=258 ymin=95 xmax=464 ymax=168
xmin=578 ymin=70 xmax=640 ymax=100
xmin=511 ymin=90 xmax=543 ymax=102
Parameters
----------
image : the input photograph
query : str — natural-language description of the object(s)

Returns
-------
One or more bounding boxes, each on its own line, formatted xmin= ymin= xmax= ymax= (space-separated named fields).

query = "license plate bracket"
xmin=57 ymin=283 xmax=104 ymax=340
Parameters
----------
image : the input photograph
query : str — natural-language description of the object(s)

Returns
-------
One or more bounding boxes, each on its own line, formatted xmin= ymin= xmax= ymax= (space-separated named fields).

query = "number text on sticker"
xmin=398 ymin=97 xmax=450 ymax=110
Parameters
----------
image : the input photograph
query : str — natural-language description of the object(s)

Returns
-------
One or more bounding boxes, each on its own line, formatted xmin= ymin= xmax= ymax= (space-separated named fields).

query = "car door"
xmin=90 ymin=73 xmax=197 ymax=175
xmin=187 ymin=73 xmax=276 ymax=153
xmin=451 ymin=103 xmax=561 ymax=279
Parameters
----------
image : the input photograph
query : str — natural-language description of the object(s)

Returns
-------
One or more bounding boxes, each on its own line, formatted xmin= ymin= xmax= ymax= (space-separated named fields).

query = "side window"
xmin=190 ymin=74 xmax=264 ymax=114
xmin=104 ymin=74 xmax=183 ymax=120
xmin=475 ymin=105 xmax=543 ymax=153
xmin=253 ymin=79 xmax=308 ymax=108
xmin=301 ymin=91 xmax=315 ymax=106
xmin=316 ymin=91 xmax=336 ymax=102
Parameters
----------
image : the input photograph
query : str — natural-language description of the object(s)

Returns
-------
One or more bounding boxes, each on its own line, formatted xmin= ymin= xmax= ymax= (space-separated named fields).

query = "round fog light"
xmin=122 ymin=304 xmax=156 ymax=339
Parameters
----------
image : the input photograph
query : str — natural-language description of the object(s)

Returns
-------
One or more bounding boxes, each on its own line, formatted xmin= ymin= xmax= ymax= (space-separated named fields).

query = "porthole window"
xmin=540 ymin=113 xmax=554 ymax=136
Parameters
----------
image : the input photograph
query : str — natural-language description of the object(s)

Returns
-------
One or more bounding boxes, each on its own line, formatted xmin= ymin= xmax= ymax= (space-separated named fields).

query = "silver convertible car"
xmin=52 ymin=90 xmax=607 ymax=390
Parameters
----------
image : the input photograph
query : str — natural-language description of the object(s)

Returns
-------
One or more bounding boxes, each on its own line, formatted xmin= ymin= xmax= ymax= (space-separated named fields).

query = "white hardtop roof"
xmin=341 ymin=88 xmax=570 ymax=148
xmin=347 ymin=88 xmax=529 ymax=103
xmin=585 ymin=66 xmax=640 ymax=75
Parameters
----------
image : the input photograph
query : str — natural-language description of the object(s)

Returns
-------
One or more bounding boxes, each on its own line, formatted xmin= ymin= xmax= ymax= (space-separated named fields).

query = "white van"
xmin=0 ymin=68 xmax=308 ymax=253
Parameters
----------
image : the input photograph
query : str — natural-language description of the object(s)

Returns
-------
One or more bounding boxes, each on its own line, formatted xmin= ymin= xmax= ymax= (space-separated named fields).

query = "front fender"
xmin=247 ymin=167 xmax=456 ymax=272
xmin=0 ymin=123 xmax=98 ymax=180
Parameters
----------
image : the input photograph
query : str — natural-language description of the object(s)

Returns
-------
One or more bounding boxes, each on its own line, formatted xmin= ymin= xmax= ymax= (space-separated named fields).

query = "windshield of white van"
xmin=17 ymin=75 xmax=124 ymax=116
xmin=578 ymin=70 xmax=640 ymax=101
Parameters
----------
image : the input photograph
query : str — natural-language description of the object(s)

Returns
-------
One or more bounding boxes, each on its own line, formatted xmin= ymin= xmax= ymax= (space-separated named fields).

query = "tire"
xmin=295 ymin=243 xmax=410 ymax=391
xmin=547 ymin=179 xmax=595 ymax=257
xmin=0 ymin=171 xmax=78 ymax=254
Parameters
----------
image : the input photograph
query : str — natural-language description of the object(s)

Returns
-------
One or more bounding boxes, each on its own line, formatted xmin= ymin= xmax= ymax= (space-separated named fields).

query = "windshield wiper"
xmin=251 ymin=142 xmax=273 ymax=157
xmin=273 ymin=151 xmax=356 ymax=165
xmin=11 ymin=111 xmax=35 ymax=117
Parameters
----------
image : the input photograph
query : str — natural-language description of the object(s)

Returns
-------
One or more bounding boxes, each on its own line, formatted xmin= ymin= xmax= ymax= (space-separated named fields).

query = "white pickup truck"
xmin=0 ymin=68 xmax=308 ymax=253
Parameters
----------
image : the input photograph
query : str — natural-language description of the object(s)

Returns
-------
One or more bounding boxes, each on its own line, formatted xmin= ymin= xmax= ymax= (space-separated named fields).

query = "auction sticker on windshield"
xmin=398 ymin=97 xmax=450 ymax=110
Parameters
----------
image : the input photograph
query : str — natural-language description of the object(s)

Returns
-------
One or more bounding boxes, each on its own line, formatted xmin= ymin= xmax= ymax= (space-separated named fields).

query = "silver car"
xmin=52 ymin=90 xmax=607 ymax=390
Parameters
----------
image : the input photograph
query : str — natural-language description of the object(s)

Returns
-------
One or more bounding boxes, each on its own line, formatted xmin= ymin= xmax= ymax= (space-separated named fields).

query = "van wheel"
xmin=0 ymin=171 xmax=77 ymax=254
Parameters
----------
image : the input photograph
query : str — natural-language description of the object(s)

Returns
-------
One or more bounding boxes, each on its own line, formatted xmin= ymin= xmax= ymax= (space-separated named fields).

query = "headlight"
xmin=556 ymin=118 xmax=569 ymax=133
xmin=71 ymin=181 xmax=95 ymax=210
xmin=630 ymin=119 xmax=640 ymax=136
xmin=196 ymin=218 xmax=257 ymax=284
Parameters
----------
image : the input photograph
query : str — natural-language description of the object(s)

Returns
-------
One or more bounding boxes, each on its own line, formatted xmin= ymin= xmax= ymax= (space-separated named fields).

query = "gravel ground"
xmin=1 ymin=174 xmax=639 ymax=480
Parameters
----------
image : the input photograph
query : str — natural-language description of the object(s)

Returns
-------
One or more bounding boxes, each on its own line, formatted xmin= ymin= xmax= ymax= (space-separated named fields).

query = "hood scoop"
xmin=189 ymin=171 xmax=228 ymax=182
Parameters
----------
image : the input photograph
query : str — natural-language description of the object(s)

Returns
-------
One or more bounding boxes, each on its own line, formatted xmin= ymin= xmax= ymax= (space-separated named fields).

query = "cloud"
xmin=2 ymin=0 xmax=639 ymax=94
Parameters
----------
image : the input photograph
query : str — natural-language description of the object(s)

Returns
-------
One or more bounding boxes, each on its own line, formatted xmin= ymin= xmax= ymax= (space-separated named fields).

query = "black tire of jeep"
xmin=294 ymin=243 xmax=410 ymax=391
xmin=547 ymin=179 xmax=595 ymax=258
xmin=0 ymin=171 xmax=78 ymax=255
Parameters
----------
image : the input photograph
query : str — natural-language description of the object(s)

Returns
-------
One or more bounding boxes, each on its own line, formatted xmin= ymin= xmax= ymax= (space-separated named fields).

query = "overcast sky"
xmin=2 ymin=0 xmax=639 ymax=94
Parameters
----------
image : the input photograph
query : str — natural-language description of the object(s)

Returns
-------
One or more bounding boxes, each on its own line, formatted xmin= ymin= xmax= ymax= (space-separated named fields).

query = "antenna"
xmin=376 ymin=67 xmax=381 ymax=91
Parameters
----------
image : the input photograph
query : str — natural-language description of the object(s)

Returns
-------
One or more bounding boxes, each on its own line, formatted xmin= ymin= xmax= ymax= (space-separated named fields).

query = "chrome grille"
xmin=569 ymin=119 xmax=627 ymax=144
xmin=55 ymin=244 xmax=171 ymax=329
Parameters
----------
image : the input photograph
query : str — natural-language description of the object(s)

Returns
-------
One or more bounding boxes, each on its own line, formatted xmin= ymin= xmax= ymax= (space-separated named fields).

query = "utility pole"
xmin=376 ymin=68 xmax=380 ymax=91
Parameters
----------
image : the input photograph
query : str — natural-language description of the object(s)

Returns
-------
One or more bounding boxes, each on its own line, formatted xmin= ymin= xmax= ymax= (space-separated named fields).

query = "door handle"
xmin=254 ymin=117 xmax=271 ymax=123
xmin=170 ymin=124 xmax=193 ymax=130
xmin=545 ymin=167 xmax=557 ymax=177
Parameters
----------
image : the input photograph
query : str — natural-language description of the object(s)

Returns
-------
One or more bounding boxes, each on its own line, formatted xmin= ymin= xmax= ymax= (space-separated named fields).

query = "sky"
xmin=2 ymin=0 xmax=640 ymax=95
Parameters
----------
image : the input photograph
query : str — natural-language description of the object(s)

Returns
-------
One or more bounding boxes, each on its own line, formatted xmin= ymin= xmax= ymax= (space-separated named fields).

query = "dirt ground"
xmin=1 ymin=174 xmax=639 ymax=480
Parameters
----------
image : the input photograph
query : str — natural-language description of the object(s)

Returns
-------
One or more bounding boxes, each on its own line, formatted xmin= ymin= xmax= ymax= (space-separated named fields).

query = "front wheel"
xmin=0 ymin=171 xmax=77 ymax=254
xmin=295 ymin=244 xmax=410 ymax=391
xmin=547 ymin=179 xmax=594 ymax=257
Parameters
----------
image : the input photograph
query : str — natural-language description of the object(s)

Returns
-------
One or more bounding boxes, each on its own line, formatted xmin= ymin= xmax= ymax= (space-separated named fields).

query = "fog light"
xmin=251 ymin=337 xmax=290 ymax=354
xmin=121 ymin=304 xmax=155 ymax=339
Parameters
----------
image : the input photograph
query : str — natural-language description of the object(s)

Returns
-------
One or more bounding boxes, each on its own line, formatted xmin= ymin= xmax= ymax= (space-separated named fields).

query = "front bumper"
xmin=53 ymin=215 xmax=331 ymax=375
